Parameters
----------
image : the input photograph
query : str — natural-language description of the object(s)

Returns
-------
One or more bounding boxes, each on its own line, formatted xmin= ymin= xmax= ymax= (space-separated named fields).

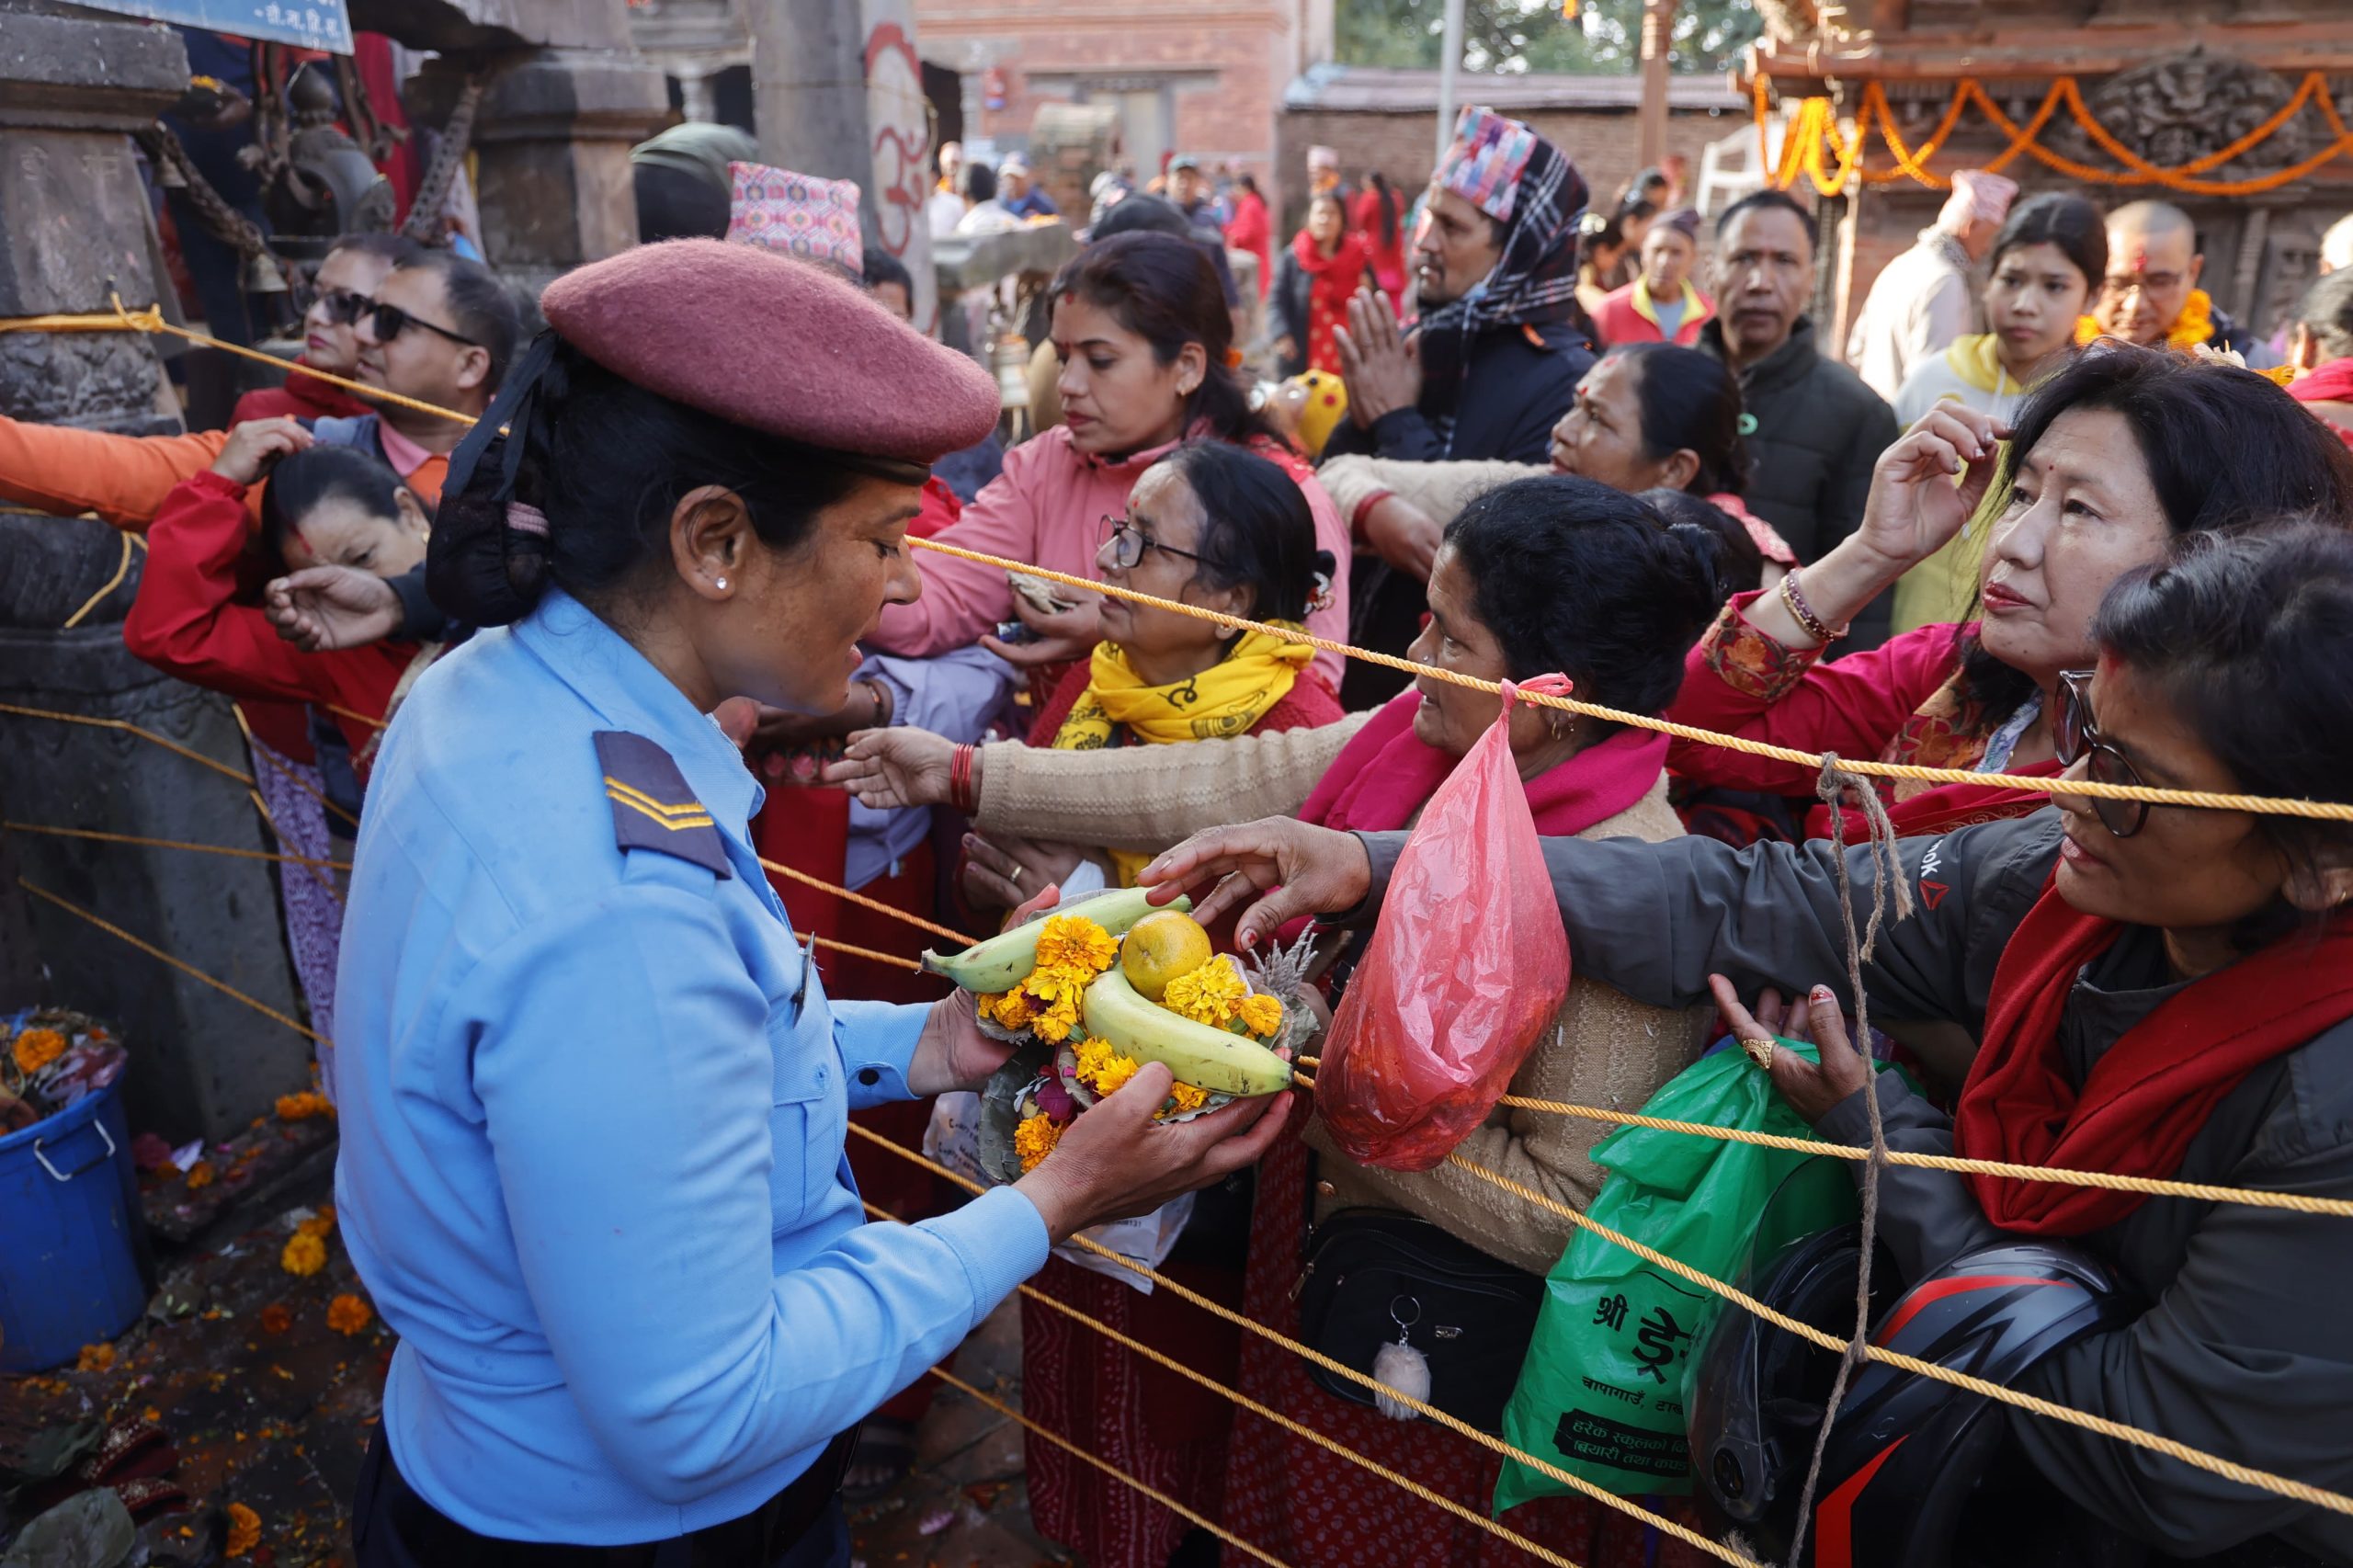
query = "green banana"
xmin=1080 ymin=967 xmax=1293 ymax=1097
xmin=921 ymin=887 xmax=1190 ymax=993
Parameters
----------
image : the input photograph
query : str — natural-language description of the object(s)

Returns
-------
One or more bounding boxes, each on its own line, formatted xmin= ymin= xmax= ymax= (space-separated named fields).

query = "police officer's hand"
xmin=907 ymin=881 xmax=1070 ymax=1095
xmin=1016 ymin=1062 xmax=1294 ymax=1244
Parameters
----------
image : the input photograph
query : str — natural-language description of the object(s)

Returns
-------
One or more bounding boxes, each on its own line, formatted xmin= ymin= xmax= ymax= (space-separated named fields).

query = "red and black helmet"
xmin=1689 ymin=1199 xmax=2134 ymax=1568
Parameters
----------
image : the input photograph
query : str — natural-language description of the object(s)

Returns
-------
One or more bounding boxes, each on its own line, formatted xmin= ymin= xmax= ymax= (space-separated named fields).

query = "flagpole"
xmin=1435 ymin=0 xmax=1467 ymax=163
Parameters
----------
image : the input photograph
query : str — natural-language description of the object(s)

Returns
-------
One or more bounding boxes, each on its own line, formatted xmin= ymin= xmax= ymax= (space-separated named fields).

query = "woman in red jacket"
xmin=1668 ymin=345 xmax=2353 ymax=845
xmin=1351 ymin=170 xmax=1408 ymax=304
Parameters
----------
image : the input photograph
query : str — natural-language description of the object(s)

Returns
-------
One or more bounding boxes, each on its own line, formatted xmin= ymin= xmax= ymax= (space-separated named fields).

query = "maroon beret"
xmin=538 ymin=238 xmax=999 ymax=467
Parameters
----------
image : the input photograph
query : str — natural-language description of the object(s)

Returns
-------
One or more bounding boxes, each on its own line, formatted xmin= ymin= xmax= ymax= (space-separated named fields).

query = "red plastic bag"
xmin=1319 ymin=677 xmax=1574 ymax=1172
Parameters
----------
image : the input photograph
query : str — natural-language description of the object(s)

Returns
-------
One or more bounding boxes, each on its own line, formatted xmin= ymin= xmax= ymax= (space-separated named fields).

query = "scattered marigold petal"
xmin=224 ymin=1502 xmax=261 ymax=1556
xmin=325 ymin=1293 xmax=373 ymax=1335
xmin=75 ymin=1342 xmax=116 ymax=1373
xmin=279 ymin=1233 xmax=327 ymax=1278
xmin=275 ymin=1091 xmax=334 ymax=1122
xmin=258 ymin=1304 xmax=293 ymax=1335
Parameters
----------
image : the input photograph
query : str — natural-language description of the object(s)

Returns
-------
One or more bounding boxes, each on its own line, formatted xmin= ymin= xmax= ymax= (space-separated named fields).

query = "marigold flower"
xmin=1162 ymin=956 xmax=1247 ymax=1028
xmin=185 ymin=1160 xmax=217 ymax=1191
xmin=280 ymin=1232 xmax=327 ymax=1278
xmin=75 ymin=1342 xmax=116 ymax=1373
xmin=1073 ymin=1038 xmax=1140 ymax=1097
xmin=258 ymin=1304 xmax=293 ymax=1335
xmin=981 ymin=988 xmax=1037 ymax=1030
xmin=1014 ymin=1112 xmax=1063 ymax=1173
xmin=1034 ymin=915 xmax=1117 ymax=976
xmin=275 ymin=1091 xmax=333 ymax=1121
xmin=326 ymin=1293 xmax=373 ymax=1335
xmin=1158 ymin=1083 xmax=1211 ymax=1119
xmin=294 ymin=1207 xmax=335 ymax=1241
xmin=224 ymin=1502 xmax=261 ymax=1557
xmin=11 ymin=1028 xmax=66 ymax=1075
xmin=1236 ymin=994 xmax=1285 ymax=1039
xmin=1029 ymin=988 xmax=1084 ymax=1043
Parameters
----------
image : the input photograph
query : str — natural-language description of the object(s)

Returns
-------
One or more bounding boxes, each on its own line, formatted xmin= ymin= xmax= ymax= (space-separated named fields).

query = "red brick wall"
xmin=915 ymin=0 xmax=1294 ymax=208
xmin=1275 ymin=103 xmax=1746 ymax=233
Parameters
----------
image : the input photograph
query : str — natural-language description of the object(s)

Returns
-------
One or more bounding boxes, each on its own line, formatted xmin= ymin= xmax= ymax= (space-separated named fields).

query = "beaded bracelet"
xmin=1779 ymin=567 xmax=1847 ymax=644
xmin=948 ymin=744 xmax=979 ymax=815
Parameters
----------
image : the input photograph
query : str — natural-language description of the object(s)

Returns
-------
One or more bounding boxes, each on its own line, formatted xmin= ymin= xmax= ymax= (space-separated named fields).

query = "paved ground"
xmin=1 ymin=1129 xmax=1063 ymax=1567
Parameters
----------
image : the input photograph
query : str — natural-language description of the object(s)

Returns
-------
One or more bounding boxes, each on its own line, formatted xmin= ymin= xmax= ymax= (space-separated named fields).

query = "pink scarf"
xmin=1296 ymin=690 xmax=1671 ymax=837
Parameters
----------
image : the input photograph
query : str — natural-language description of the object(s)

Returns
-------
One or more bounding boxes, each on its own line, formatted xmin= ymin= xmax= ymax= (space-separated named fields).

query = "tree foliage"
xmin=1336 ymin=0 xmax=1762 ymax=76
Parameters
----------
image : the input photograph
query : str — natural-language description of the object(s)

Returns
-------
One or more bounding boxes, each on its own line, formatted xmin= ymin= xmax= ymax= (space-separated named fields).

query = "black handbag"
xmin=1296 ymin=1205 xmax=1547 ymax=1435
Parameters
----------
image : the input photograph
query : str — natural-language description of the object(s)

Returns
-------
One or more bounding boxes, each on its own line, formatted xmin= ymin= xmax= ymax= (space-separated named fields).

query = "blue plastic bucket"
xmin=0 ymin=1081 xmax=147 ymax=1370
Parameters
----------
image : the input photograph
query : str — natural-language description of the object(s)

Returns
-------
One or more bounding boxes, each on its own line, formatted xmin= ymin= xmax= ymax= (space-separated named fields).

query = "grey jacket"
xmin=1349 ymin=812 xmax=2353 ymax=1562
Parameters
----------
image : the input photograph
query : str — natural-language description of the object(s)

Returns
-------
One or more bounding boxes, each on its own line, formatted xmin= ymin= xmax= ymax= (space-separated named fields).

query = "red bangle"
xmin=949 ymin=744 xmax=978 ymax=814
xmin=1349 ymin=489 xmax=1395 ymax=547
xmin=1779 ymin=567 xmax=1847 ymax=644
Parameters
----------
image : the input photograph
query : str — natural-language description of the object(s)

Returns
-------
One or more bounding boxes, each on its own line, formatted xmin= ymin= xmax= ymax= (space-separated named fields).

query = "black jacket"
xmin=1324 ymin=318 xmax=1594 ymax=467
xmin=1700 ymin=316 xmax=1900 ymax=645
xmin=1324 ymin=320 xmax=1594 ymax=706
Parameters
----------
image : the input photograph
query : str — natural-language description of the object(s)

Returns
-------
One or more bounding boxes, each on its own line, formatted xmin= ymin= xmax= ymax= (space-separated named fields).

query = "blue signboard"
xmin=73 ymin=0 xmax=354 ymax=53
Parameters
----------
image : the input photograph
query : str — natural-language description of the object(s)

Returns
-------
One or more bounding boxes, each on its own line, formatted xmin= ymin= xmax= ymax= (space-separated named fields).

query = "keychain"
xmin=1372 ymin=1293 xmax=1431 ymax=1420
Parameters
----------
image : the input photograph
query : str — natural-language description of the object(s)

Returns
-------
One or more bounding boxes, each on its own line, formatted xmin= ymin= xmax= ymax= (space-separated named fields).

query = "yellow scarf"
xmin=1052 ymin=627 xmax=1314 ymax=883
xmin=1630 ymin=277 xmax=1710 ymax=335
xmin=1942 ymin=333 xmax=2025 ymax=398
xmin=2075 ymin=289 xmax=2215 ymax=352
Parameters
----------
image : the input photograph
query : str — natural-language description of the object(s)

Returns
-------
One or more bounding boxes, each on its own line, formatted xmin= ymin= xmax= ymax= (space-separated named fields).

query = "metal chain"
xmin=401 ymin=76 xmax=487 ymax=244
xmin=134 ymin=122 xmax=267 ymax=260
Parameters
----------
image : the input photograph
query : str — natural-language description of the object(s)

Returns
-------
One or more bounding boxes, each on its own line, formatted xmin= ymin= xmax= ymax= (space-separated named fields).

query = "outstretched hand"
xmin=979 ymin=593 xmax=1100 ymax=670
xmin=1856 ymin=404 xmax=2009 ymax=574
xmin=1707 ymin=974 xmax=1872 ymax=1127
xmin=1138 ymin=816 xmax=1372 ymax=950
xmin=264 ymin=566 xmax=403 ymax=652
xmin=824 ymin=726 xmax=958 ymax=810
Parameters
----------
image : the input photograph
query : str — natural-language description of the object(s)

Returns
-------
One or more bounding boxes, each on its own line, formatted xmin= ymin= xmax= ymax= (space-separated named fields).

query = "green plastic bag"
xmin=1493 ymin=1040 xmax=1893 ymax=1509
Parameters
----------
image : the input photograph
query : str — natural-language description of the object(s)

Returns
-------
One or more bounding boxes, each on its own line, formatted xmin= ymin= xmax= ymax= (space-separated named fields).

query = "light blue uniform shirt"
xmin=333 ymin=589 xmax=1050 ymax=1542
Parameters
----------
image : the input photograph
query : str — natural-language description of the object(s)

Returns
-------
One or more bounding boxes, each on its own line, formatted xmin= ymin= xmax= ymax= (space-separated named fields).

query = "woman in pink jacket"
xmin=868 ymin=232 xmax=1350 ymax=696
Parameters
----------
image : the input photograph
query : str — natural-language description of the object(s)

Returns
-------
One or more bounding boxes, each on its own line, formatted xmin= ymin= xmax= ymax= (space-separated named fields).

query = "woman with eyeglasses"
xmin=1149 ymin=518 xmax=2353 ymax=1566
xmin=1666 ymin=346 xmax=2353 ymax=860
xmin=231 ymin=233 xmax=422 ymax=424
xmin=862 ymin=231 xmax=1352 ymax=700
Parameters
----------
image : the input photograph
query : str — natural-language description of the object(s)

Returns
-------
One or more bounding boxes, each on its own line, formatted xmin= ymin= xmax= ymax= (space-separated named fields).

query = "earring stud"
xmin=715 ymin=576 xmax=728 ymax=591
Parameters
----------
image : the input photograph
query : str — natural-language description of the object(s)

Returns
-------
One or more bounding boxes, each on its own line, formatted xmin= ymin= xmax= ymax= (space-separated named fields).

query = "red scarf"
xmin=1297 ymin=689 xmax=1670 ymax=837
xmin=1954 ymin=880 xmax=2353 ymax=1234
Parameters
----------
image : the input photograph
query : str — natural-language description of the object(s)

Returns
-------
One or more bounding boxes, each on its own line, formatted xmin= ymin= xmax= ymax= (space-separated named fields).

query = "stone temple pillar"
xmin=0 ymin=4 xmax=313 ymax=1142
xmin=407 ymin=47 xmax=670 ymax=297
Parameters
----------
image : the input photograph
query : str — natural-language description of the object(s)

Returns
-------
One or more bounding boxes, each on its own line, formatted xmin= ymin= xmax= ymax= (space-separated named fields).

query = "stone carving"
xmin=0 ymin=335 xmax=164 ymax=429
xmin=2055 ymin=52 xmax=2312 ymax=176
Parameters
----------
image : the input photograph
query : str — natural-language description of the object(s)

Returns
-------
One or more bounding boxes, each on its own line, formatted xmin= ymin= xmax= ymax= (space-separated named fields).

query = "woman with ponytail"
xmin=329 ymin=240 xmax=1290 ymax=1564
xmin=864 ymin=231 xmax=1352 ymax=697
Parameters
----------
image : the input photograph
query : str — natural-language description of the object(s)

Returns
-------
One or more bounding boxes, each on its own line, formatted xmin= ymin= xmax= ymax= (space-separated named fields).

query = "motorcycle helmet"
xmin=1690 ymin=1170 xmax=2132 ymax=1568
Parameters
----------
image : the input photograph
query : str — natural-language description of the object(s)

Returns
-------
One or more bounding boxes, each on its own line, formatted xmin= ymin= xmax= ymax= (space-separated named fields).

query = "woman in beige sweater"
xmin=835 ymin=475 xmax=1740 ymax=1564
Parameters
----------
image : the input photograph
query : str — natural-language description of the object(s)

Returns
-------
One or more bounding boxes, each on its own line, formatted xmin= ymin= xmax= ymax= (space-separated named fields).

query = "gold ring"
xmin=1008 ymin=863 xmax=1024 ymax=885
xmin=1740 ymin=1037 xmax=1778 ymax=1071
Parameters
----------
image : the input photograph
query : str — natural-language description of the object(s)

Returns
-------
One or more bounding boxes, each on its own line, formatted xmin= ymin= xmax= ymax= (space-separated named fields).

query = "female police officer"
xmin=331 ymin=238 xmax=1290 ymax=1565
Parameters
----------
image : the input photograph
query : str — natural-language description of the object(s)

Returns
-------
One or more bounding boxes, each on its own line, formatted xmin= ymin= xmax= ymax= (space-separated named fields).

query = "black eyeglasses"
xmin=2053 ymin=669 xmax=2151 ymax=839
xmin=363 ymin=300 xmax=480 ymax=350
xmin=1102 ymin=515 xmax=1203 ymax=571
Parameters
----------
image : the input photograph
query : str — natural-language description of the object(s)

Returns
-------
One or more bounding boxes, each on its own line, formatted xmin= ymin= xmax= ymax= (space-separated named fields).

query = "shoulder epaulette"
xmin=593 ymin=731 xmax=732 ymax=878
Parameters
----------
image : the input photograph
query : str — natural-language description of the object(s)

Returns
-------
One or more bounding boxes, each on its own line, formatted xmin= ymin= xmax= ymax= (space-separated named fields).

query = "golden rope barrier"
xmin=62 ymin=532 xmax=145 ymax=631
xmin=4 ymin=820 xmax=352 ymax=875
xmin=901 ymin=538 xmax=2353 ymax=824
xmin=1489 ymin=1092 xmax=2353 ymax=1219
xmin=1440 ymin=1153 xmax=2353 ymax=1518
xmin=0 ymin=700 xmax=258 ymax=792
xmin=917 ymin=1357 xmax=1295 ymax=1568
xmin=758 ymin=855 xmax=978 ymax=947
xmin=803 ymin=932 xmax=928 ymax=973
xmin=847 ymin=1122 xmax=1768 ymax=1566
xmin=17 ymin=879 xmax=324 ymax=1046
xmin=4 ymin=304 xmax=2343 ymax=822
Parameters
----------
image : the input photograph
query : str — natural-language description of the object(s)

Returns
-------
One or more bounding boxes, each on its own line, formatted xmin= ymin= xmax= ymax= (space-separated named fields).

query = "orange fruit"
xmin=1120 ymin=911 xmax=1214 ymax=1001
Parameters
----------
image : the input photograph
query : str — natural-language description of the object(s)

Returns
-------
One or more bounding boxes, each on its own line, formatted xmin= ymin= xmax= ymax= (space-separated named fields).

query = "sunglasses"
xmin=361 ymin=300 xmax=480 ymax=350
xmin=313 ymin=287 xmax=371 ymax=325
xmin=1102 ymin=514 xmax=1203 ymax=571
xmin=2052 ymin=669 xmax=2150 ymax=839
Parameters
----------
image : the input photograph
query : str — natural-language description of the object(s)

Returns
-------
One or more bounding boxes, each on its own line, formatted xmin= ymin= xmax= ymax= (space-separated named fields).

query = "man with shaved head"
xmin=2094 ymin=199 xmax=2268 ymax=360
